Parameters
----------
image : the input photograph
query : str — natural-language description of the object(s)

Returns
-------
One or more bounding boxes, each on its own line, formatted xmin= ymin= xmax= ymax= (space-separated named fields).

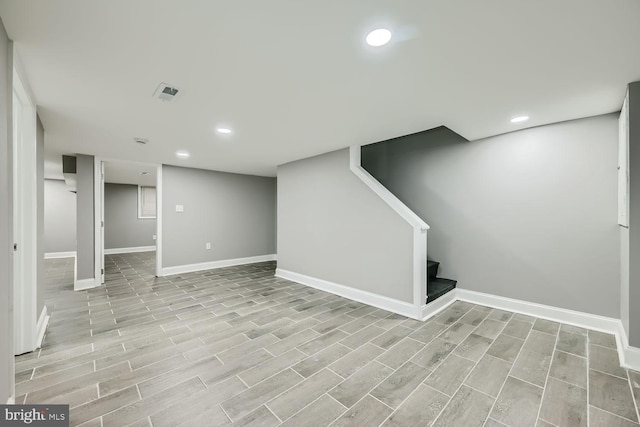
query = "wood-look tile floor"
xmin=15 ymin=252 xmax=640 ymax=427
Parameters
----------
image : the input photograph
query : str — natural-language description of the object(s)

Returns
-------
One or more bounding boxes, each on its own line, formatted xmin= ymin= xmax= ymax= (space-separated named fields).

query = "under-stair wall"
xmin=276 ymin=148 xmax=428 ymax=318
xmin=361 ymin=114 xmax=620 ymax=319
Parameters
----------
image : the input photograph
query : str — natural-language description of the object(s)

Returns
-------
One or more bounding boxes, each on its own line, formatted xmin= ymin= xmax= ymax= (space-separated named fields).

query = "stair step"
xmin=427 ymin=278 xmax=456 ymax=303
xmin=427 ymin=260 xmax=439 ymax=281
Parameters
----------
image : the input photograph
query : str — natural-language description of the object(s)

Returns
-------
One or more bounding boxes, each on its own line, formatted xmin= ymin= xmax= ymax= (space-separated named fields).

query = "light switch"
xmin=152 ymin=235 xmax=157 ymax=240
xmin=176 ymin=205 xmax=184 ymax=212
xmin=205 ymin=243 xmax=211 ymax=250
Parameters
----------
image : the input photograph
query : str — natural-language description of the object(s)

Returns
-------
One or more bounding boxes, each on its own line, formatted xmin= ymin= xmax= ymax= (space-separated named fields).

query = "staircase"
xmin=427 ymin=260 xmax=457 ymax=303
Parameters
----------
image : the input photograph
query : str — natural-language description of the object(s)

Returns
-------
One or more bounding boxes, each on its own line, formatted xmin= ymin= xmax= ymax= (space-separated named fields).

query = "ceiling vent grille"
xmin=153 ymin=82 xmax=180 ymax=102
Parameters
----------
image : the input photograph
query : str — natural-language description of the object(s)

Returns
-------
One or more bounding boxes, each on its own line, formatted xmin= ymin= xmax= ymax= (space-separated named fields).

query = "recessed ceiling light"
xmin=366 ymin=29 xmax=392 ymax=47
xmin=216 ymin=127 xmax=232 ymax=134
xmin=139 ymin=171 xmax=149 ymax=176
xmin=176 ymin=150 xmax=190 ymax=159
xmin=510 ymin=116 xmax=530 ymax=123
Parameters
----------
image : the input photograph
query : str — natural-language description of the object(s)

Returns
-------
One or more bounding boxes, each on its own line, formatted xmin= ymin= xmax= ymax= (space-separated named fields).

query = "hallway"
xmin=13 ymin=253 xmax=640 ymax=427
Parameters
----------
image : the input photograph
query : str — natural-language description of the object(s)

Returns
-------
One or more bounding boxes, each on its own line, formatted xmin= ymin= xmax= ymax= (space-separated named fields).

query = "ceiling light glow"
xmin=366 ymin=29 xmax=392 ymax=47
xmin=176 ymin=150 xmax=190 ymax=159
xmin=510 ymin=115 xmax=530 ymax=123
xmin=216 ymin=128 xmax=232 ymax=134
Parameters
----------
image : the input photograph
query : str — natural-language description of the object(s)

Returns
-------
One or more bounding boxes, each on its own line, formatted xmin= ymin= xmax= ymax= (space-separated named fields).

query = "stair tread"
xmin=426 ymin=277 xmax=457 ymax=304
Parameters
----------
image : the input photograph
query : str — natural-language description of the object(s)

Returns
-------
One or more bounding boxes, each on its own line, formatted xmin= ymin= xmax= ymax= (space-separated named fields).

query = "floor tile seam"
xmin=554 ymin=348 xmax=587 ymax=360
xmin=222 ymin=367 xmax=307 ymax=419
xmin=486 ymin=417 xmax=510 ymax=426
xmin=546 ymin=372 xmax=587 ymax=391
xmin=589 ymin=367 xmax=629 ymax=381
xmin=589 ymin=341 xmax=621 ymax=352
xmin=366 ymin=391 xmax=396 ymax=412
xmin=420 ymin=315 xmax=496 ymax=426
xmin=534 ymin=329 xmax=562 ymax=426
xmin=625 ymin=367 xmax=640 ymax=424
xmin=265 ymin=389 xmax=334 ymax=424
xmin=589 ymin=402 xmax=640 ymax=425
xmin=481 ymin=321 xmax=537 ymax=427
xmin=325 ymin=356 xmax=409 ymax=410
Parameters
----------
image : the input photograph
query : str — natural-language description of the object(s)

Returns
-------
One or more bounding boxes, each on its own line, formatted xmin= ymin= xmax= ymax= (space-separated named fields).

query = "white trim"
xmin=161 ymin=254 xmax=276 ymax=276
xmin=616 ymin=322 xmax=640 ymax=372
xmin=137 ymin=185 xmax=157 ymax=219
xmin=348 ymin=145 xmax=429 ymax=231
xmin=105 ymin=246 xmax=156 ymax=255
xmin=94 ymin=157 xmax=103 ymax=285
xmin=276 ymin=268 xmax=422 ymax=319
xmin=348 ymin=145 xmax=427 ymax=318
xmin=455 ymin=288 xmax=640 ymax=371
xmin=156 ymin=164 xmax=163 ymax=277
xmin=35 ymin=306 xmax=49 ymax=348
xmin=421 ymin=291 xmax=458 ymax=321
xmin=455 ymin=289 xmax=620 ymax=333
xmin=74 ymin=278 xmax=99 ymax=291
xmin=6 ymin=396 xmax=15 ymax=405
xmin=44 ymin=251 xmax=76 ymax=259
xmin=12 ymin=54 xmax=39 ymax=356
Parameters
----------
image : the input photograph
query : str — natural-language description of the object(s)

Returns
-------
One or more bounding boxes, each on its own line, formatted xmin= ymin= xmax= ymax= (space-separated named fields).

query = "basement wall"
xmin=362 ymin=114 xmax=620 ymax=318
xmin=277 ymin=148 xmax=415 ymax=303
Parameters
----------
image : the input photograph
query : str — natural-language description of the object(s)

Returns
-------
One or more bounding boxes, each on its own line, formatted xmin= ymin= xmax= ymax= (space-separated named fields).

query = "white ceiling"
xmin=2 ymin=0 xmax=639 ymax=178
xmin=104 ymin=161 xmax=157 ymax=187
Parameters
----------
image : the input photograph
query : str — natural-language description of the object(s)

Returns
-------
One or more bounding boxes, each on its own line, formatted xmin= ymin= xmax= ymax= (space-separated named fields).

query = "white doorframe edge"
xmin=12 ymin=53 xmax=39 ymax=355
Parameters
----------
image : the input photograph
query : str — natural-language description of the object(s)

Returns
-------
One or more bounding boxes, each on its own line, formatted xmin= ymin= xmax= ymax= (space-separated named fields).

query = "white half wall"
xmin=277 ymin=148 xmax=426 ymax=316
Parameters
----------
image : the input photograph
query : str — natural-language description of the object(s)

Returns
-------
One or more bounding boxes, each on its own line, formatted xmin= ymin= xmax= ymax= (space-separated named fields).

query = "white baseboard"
xmin=421 ymin=291 xmax=458 ymax=321
xmin=455 ymin=288 xmax=640 ymax=371
xmin=161 ymin=254 xmax=277 ymax=276
xmin=35 ymin=306 xmax=49 ymax=348
xmin=455 ymin=289 xmax=621 ymax=334
xmin=617 ymin=323 xmax=640 ymax=371
xmin=75 ymin=277 xmax=99 ymax=291
xmin=105 ymin=246 xmax=156 ymax=255
xmin=44 ymin=251 xmax=76 ymax=259
xmin=276 ymin=268 xmax=422 ymax=319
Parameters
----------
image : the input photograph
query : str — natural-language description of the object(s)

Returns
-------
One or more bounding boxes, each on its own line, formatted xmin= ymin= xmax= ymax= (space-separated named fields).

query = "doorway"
xmin=97 ymin=160 xmax=160 ymax=282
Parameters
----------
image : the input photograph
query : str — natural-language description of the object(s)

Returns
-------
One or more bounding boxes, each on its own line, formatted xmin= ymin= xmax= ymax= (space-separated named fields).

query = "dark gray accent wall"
xmin=104 ymin=183 xmax=156 ymax=250
xmin=627 ymin=82 xmax=640 ymax=347
xmin=36 ymin=116 xmax=44 ymax=319
xmin=362 ymin=115 xmax=620 ymax=317
xmin=76 ymin=154 xmax=94 ymax=280
xmin=162 ymin=165 xmax=276 ymax=268
xmin=44 ymin=179 xmax=76 ymax=253
xmin=0 ymin=18 xmax=13 ymax=404
xmin=278 ymin=149 xmax=415 ymax=302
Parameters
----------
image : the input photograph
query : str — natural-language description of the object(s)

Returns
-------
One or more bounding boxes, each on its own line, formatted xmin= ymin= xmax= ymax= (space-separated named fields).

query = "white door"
xmin=100 ymin=161 xmax=105 ymax=283
xmin=12 ymin=91 xmax=24 ymax=353
xmin=12 ymin=68 xmax=38 ymax=355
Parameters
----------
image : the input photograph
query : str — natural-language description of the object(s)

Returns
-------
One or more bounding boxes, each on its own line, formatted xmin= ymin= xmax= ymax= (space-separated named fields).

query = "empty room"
xmin=0 ymin=1 xmax=639 ymax=427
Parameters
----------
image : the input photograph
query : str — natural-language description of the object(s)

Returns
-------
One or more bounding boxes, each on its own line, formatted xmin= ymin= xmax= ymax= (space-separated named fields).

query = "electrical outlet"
xmin=152 ymin=235 xmax=157 ymax=240
xmin=205 ymin=242 xmax=211 ymax=250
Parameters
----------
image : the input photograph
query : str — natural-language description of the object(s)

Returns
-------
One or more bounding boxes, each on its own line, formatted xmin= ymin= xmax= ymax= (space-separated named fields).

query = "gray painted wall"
xmin=278 ymin=149 xmax=415 ymax=303
xmin=0 ymin=19 xmax=13 ymax=404
xmin=44 ymin=179 xmax=77 ymax=253
xmin=76 ymin=154 xmax=94 ymax=280
xmin=362 ymin=115 xmax=620 ymax=317
xmin=36 ymin=116 xmax=44 ymax=319
xmin=162 ymin=165 xmax=276 ymax=268
xmin=104 ymin=183 xmax=156 ymax=250
xmin=627 ymin=82 xmax=640 ymax=347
